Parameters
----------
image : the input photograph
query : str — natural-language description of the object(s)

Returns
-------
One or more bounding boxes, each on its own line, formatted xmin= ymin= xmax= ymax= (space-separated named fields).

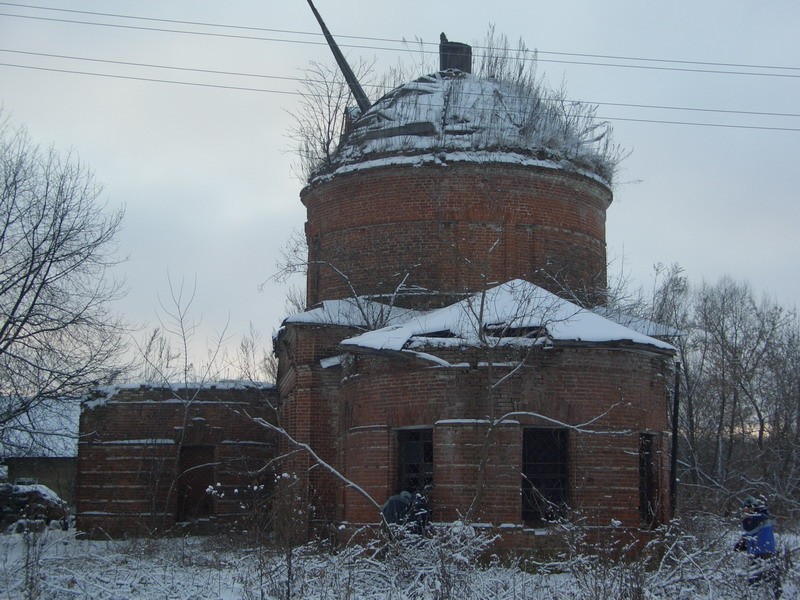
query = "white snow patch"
xmin=435 ymin=419 xmax=520 ymax=426
xmin=11 ymin=484 xmax=64 ymax=505
xmin=320 ymin=354 xmax=346 ymax=369
xmin=402 ymin=350 xmax=453 ymax=366
xmin=592 ymin=306 xmax=683 ymax=338
xmin=341 ymin=279 xmax=675 ymax=355
xmin=285 ymin=297 xmax=418 ymax=329
xmin=314 ymin=150 xmax=606 ymax=185
xmin=85 ymin=380 xmax=273 ymax=410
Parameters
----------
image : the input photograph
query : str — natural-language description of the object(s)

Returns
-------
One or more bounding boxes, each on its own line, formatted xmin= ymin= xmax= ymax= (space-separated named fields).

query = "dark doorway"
xmin=397 ymin=429 xmax=433 ymax=494
xmin=177 ymin=445 xmax=214 ymax=522
xmin=639 ymin=433 xmax=660 ymax=528
xmin=522 ymin=428 xmax=569 ymax=526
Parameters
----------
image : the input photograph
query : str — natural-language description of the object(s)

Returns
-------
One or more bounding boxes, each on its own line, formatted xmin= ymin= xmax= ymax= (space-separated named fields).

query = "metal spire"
xmin=306 ymin=0 xmax=372 ymax=114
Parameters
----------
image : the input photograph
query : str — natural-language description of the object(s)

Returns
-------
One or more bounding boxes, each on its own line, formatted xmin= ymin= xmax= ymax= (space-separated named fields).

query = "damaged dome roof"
xmin=323 ymin=70 xmax=616 ymax=184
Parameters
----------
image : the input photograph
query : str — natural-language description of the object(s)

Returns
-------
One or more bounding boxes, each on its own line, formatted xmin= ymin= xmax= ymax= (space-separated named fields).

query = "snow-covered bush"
xmin=1 ymin=517 xmax=797 ymax=598
xmin=552 ymin=514 xmax=797 ymax=599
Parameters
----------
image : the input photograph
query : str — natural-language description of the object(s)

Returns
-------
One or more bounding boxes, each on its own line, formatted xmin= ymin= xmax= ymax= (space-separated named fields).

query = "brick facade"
xmin=276 ymin=149 xmax=676 ymax=550
xmin=277 ymin=329 xmax=673 ymax=540
xmin=77 ymin=70 xmax=675 ymax=549
xmin=76 ymin=385 xmax=277 ymax=538
xmin=302 ymin=162 xmax=611 ymax=308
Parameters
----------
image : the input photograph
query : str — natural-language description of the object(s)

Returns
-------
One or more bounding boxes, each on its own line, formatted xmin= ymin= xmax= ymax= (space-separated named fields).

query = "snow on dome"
xmin=340 ymin=280 xmax=675 ymax=356
xmin=321 ymin=71 xmax=617 ymax=184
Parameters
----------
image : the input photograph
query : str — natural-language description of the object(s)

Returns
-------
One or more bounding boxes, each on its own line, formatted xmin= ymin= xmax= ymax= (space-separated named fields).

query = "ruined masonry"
xmin=76 ymin=34 xmax=677 ymax=549
xmin=272 ymin=36 xmax=677 ymax=551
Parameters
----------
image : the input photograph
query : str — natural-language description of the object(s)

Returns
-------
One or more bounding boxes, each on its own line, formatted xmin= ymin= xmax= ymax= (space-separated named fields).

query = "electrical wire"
xmin=3 ymin=61 xmax=799 ymax=132
xmin=2 ymin=48 xmax=798 ymax=120
xmin=1 ymin=1 xmax=798 ymax=74
xmin=1 ymin=10 xmax=799 ymax=79
xmin=2 ymin=4 xmax=798 ymax=131
xmin=0 ymin=62 xmax=300 ymax=96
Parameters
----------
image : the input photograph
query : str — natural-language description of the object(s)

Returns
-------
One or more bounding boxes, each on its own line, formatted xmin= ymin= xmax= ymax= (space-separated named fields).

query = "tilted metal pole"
xmin=305 ymin=0 xmax=372 ymax=114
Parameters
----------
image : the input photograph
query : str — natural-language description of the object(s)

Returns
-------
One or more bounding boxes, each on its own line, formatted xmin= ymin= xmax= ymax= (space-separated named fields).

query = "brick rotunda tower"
xmin=302 ymin=70 xmax=612 ymax=309
xmin=276 ymin=17 xmax=676 ymax=552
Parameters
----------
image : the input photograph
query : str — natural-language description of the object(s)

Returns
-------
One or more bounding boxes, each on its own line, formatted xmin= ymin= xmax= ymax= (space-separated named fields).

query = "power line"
xmin=589 ymin=100 xmax=799 ymax=119
xmin=3 ymin=61 xmax=799 ymax=132
xmin=2 ymin=1 xmax=799 ymax=74
xmin=596 ymin=115 xmax=800 ymax=132
xmin=0 ymin=12 xmax=338 ymax=49
xmin=0 ymin=48 xmax=309 ymax=85
xmin=2 ymin=10 xmax=800 ymax=80
xmin=2 ymin=48 xmax=798 ymax=120
xmin=0 ymin=61 xmax=300 ymax=95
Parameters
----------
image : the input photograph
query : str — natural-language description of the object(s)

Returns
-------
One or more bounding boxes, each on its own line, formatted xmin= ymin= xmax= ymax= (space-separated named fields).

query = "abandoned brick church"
xmin=76 ymin=28 xmax=677 ymax=548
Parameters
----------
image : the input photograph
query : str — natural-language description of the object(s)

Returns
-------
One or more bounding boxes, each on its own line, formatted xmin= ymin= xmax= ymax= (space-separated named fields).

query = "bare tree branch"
xmin=0 ymin=112 xmax=126 ymax=456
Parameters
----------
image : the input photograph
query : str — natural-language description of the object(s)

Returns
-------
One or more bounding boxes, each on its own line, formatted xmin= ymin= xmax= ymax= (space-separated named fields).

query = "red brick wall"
xmin=276 ymin=152 xmax=676 ymax=550
xmin=302 ymin=162 xmax=611 ymax=306
xmin=275 ymin=324 xmax=359 ymax=527
xmin=76 ymin=385 xmax=278 ymax=538
xmin=433 ymin=422 xmax=521 ymax=524
xmin=342 ymin=427 xmax=390 ymax=524
xmin=335 ymin=345 xmax=673 ymax=529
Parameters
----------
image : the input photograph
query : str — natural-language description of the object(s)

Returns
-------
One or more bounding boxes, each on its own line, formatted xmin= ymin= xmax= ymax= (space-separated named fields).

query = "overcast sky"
xmin=1 ymin=1 xmax=798 ymax=365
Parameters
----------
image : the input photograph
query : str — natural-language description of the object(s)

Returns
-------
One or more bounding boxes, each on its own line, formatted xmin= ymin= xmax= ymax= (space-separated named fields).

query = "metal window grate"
xmin=522 ymin=428 xmax=568 ymax=526
xmin=397 ymin=429 xmax=433 ymax=494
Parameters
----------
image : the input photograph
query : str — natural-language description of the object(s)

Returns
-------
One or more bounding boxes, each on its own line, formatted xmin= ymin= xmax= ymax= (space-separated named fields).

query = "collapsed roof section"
xmin=316 ymin=71 xmax=617 ymax=185
xmin=592 ymin=306 xmax=684 ymax=339
xmin=284 ymin=280 xmax=676 ymax=363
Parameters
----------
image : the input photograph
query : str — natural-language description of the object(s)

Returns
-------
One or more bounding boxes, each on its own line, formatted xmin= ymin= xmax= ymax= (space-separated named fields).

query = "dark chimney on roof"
xmin=439 ymin=34 xmax=472 ymax=74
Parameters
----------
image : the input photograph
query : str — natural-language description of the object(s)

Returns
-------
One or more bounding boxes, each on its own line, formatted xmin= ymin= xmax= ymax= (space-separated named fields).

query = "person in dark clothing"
xmin=381 ymin=491 xmax=413 ymax=525
xmin=381 ymin=490 xmax=431 ymax=534
xmin=735 ymin=496 xmax=781 ymax=598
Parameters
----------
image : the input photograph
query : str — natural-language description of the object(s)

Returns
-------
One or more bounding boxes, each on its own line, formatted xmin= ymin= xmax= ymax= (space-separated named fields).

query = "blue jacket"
xmin=739 ymin=510 xmax=776 ymax=557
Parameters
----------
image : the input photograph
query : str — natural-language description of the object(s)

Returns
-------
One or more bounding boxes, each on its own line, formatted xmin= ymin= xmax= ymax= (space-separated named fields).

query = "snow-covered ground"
xmin=1 ymin=520 xmax=797 ymax=599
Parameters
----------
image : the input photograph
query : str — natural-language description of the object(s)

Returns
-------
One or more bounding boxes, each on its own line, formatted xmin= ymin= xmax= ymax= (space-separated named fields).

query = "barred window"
xmin=397 ymin=428 xmax=433 ymax=494
xmin=522 ymin=428 xmax=568 ymax=526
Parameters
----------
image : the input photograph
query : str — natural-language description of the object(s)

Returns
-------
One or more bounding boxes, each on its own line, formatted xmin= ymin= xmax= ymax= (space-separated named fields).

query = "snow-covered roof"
xmin=592 ymin=306 xmax=683 ymax=338
xmin=339 ymin=280 xmax=675 ymax=357
xmin=84 ymin=381 xmax=274 ymax=410
xmin=284 ymin=297 xmax=419 ymax=330
xmin=319 ymin=71 xmax=614 ymax=184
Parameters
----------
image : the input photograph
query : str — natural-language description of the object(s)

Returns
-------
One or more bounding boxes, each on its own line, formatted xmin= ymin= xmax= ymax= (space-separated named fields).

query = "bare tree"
xmin=288 ymin=58 xmax=375 ymax=181
xmin=233 ymin=322 xmax=277 ymax=384
xmin=0 ymin=113 xmax=125 ymax=456
xmin=621 ymin=267 xmax=800 ymax=519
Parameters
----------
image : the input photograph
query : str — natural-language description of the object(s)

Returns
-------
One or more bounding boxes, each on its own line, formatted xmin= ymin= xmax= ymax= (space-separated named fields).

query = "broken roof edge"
xmin=338 ymin=279 xmax=676 ymax=357
xmin=305 ymin=70 xmax=619 ymax=187
xmin=304 ymin=149 xmax=612 ymax=192
xmin=341 ymin=335 xmax=676 ymax=367
xmin=83 ymin=380 xmax=275 ymax=410
xmin=282 ymin=297 xmax=420 ymax=329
